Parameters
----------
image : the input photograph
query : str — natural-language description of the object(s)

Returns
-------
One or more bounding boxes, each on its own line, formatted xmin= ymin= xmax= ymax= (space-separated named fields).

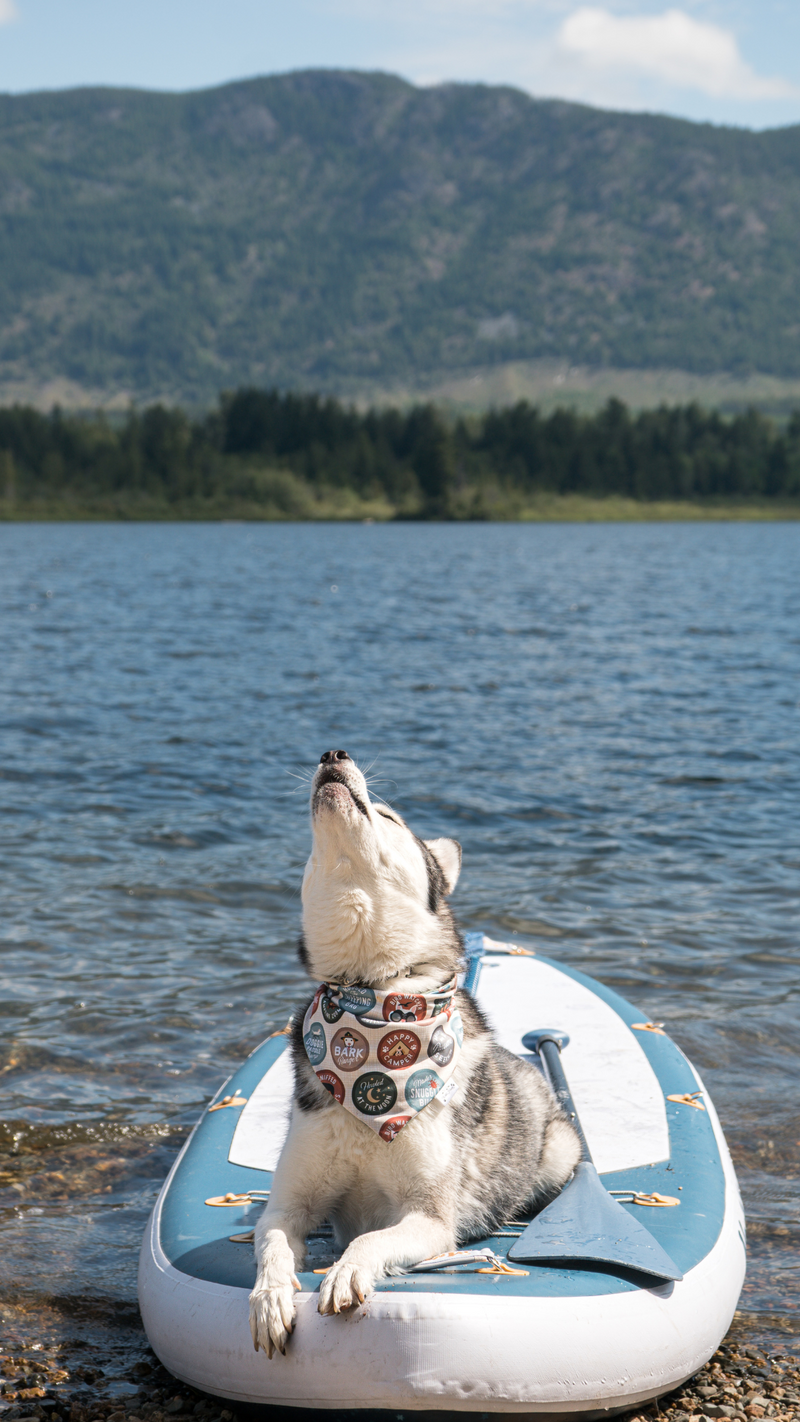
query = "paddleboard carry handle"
xmin=522 ymin=1030 xmax=591 ymax=1162
xmin=510 ymin=1029 xmax=684 ymax=1283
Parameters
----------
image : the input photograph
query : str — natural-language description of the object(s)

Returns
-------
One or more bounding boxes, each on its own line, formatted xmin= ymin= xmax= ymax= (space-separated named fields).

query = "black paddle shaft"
xmin=522 ymin=1030 xmax=592 ymax=1163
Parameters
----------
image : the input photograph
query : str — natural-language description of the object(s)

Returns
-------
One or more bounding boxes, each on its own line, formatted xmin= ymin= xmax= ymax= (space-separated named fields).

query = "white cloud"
xmin=556 ymin=7 xmax=798 ymax=100
xmin=0 ymin=0 xmax=18 ymax=23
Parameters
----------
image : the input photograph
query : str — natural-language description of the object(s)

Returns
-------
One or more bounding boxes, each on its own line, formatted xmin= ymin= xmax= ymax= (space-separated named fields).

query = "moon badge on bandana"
xmin=303 ymin=976 xmax=461 ymax=1140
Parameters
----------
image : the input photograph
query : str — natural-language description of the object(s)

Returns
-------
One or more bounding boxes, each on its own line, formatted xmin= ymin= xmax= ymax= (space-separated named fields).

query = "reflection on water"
xmin=1 ymin=522 xmax=798 ymax=1371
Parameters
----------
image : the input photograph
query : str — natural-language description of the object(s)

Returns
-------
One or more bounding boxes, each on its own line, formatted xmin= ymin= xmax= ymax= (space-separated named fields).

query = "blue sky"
xmin=1 ymin=0 xmax=799 ymax=130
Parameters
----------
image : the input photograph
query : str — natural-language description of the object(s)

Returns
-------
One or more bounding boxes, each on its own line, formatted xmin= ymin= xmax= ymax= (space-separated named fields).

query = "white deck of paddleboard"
xmin=228 ymin=941 xmax=669 ymax=1176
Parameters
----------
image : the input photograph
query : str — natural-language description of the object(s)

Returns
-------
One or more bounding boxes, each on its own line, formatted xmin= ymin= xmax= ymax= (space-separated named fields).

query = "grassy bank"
xmin=0 ymin=486 xmax=396 ymax=524
xmin=1 ymin=492 xmax=799 ymax=523
xmin=515 ymin=494 xmax=800 ymax=522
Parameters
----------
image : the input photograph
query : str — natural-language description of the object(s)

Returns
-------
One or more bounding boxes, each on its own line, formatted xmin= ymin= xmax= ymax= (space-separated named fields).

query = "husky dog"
xmin=249 ymin=750 xmax=581 ymax=1358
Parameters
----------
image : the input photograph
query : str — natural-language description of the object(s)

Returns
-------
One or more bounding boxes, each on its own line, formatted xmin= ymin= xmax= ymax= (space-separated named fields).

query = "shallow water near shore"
xmin=1 ymin=521 xmax=798 ymax=1397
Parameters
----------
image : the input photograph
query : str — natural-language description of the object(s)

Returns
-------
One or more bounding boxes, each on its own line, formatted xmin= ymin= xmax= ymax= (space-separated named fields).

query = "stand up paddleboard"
xmin=138 ymin=936 xmax=746 ymax=1415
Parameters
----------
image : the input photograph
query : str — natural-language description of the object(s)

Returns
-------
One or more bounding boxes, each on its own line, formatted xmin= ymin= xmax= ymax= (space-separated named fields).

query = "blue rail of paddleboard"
xmin=159 ymin=957 xmax=727 ymax=1299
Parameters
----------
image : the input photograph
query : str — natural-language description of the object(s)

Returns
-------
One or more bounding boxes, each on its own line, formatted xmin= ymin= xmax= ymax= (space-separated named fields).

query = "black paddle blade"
xmin=508 ymin=1162 xmax=683 ymax=1282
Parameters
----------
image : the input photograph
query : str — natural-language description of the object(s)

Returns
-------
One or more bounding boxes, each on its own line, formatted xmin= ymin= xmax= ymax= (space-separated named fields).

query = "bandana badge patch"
xmin=302 ymin=977 xmax=462 ymax=1141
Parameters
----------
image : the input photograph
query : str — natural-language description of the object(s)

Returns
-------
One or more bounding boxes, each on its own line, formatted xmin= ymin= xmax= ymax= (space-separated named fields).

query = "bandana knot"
xmin=302 ymin=976 xmax=463 ymax=1141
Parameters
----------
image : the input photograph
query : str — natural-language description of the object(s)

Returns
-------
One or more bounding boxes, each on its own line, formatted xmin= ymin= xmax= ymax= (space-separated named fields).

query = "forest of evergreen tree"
xmin=1 ymin=389 xmax=799 ymax=518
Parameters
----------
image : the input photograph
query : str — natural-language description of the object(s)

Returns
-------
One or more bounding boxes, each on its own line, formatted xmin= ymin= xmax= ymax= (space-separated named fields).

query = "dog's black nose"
xmin=319 ymin=749 xmax=351 ymax=765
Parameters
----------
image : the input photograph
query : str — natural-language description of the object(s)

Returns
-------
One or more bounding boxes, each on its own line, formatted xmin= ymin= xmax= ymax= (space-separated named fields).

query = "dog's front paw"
xmin=318 ymin=1258 xmax=374 ymax=1316
xmin=249 ymin=1277 xmax=301 ymax=1358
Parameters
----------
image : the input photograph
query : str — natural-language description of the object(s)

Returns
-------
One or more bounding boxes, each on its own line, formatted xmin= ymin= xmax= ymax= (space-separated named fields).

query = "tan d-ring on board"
xmin=205 ymin=1189 xmax=271 ymax=1207
xmin=667 ymin=1091 xmax=706 ymax=1110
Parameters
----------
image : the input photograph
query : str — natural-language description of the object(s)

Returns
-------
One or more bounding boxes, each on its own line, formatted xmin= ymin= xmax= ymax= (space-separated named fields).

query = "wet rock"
xmin=633 ymin=1342 xmax=800 ymax=1422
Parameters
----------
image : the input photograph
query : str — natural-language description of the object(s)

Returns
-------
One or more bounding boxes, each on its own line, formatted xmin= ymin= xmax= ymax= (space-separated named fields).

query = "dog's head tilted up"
xmin=300 ymin=749 xmax=462 ymax=990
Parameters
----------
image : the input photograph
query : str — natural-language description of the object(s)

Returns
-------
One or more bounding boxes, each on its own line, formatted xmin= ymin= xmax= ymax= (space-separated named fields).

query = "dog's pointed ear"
xmin=424 ymin=838 xmax=462 ymax=895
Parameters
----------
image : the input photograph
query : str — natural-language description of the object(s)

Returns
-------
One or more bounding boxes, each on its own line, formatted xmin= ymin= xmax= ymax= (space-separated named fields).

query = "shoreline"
xmin=1 ymin=497 xmax=800 ymax=524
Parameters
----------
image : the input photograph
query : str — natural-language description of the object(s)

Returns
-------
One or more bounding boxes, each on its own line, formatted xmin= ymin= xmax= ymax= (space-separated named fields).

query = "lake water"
xmin=1 ymin=521 xmax=798 ymax=1379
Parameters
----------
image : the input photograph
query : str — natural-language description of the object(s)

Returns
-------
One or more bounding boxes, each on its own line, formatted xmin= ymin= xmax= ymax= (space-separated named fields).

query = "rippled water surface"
xmin=1 ymin=521 xmax=798 ymax=1371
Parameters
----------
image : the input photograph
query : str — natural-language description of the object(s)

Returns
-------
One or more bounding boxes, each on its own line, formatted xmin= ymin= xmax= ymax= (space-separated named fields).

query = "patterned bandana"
xmin=302 ymin=976 xmax=463 ymax=1141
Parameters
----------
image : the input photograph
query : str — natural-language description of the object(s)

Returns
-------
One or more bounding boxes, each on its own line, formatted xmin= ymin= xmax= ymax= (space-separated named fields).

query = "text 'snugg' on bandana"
xmin=302 ymin=977 xmax=463 ymax=1141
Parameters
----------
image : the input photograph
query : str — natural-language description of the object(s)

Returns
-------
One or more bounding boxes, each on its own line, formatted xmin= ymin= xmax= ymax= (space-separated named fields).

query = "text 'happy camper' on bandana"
xmin=302 ymin=976 xmax=463 ymax=1141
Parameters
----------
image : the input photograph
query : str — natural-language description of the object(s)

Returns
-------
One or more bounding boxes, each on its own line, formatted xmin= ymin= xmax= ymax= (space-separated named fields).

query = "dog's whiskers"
xmin=369 ymin=792 xmax=399 ymax=812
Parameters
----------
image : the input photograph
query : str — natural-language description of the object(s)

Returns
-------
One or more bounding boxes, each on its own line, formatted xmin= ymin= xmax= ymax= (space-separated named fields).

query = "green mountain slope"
xmin=1 ymin=70 xmax=800 ymax=405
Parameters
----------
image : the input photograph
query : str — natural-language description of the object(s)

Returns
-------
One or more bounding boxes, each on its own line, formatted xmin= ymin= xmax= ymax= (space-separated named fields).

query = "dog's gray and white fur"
xmin=249 ymin=751 xmax=581 ymax=1358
